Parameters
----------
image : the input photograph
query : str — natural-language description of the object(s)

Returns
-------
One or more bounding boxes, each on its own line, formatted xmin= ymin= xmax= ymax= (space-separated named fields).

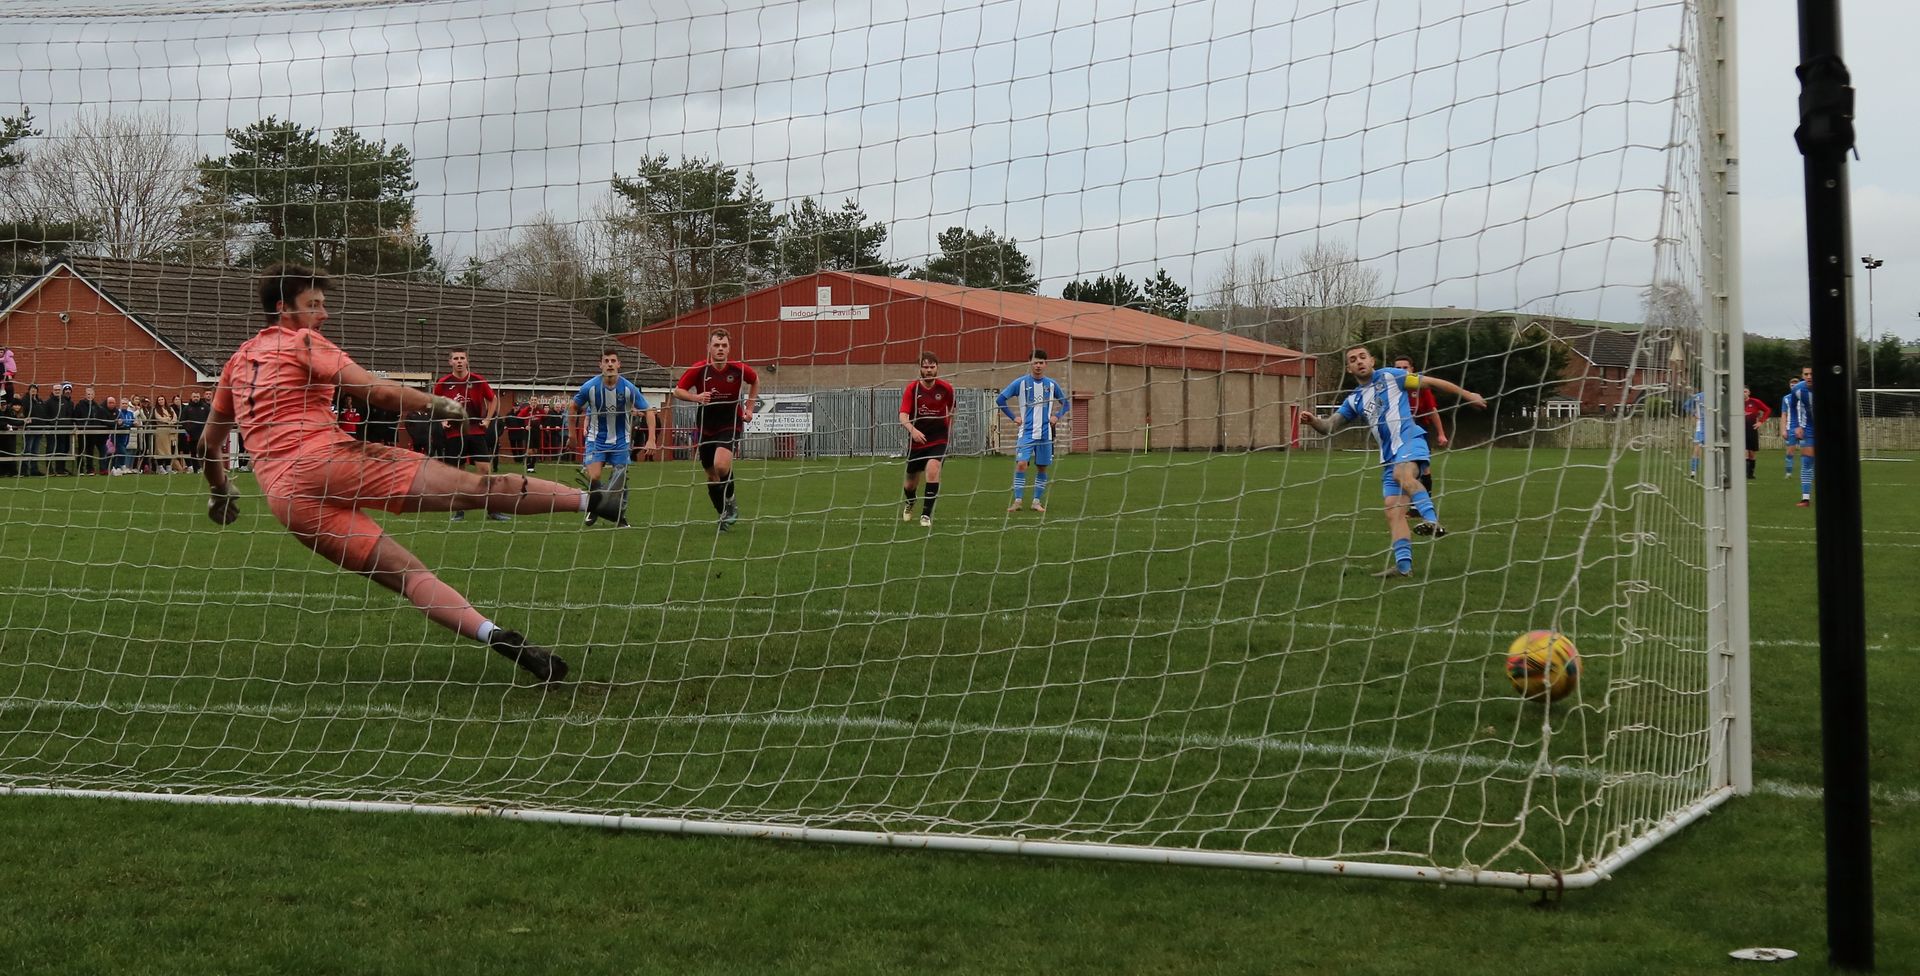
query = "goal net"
xmin=0 ymin=0 xmax=1745 ymax=888
xmin=1858 ymin=389 xmax=1920 ymax=460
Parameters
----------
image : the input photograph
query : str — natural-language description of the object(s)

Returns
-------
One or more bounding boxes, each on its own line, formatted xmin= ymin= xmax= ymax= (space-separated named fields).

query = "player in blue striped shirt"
xmin=1779 ymin=390 xmax=1798 ymax=476
xmin=572 ymin=349 xmax=654 ymax=527
xmin=1788 ymin=366 xmax=1815 ymax=506
xmin=997 ymin=349 xmax=1071 ymax=513
xmin=1305 ymin=346 xmax=1486 ymax=578
xmin=1687 ymin=390 xmax=1706 ymax=478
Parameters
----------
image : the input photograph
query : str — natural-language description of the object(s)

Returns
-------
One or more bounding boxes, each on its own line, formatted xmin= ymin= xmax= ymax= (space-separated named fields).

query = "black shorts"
xmin=444 ymin=429 xmax=497 ymax=465
xmin=1744 ymin=425 xmax=1760 ymax=451
xmin=698 ymin=434 xmax=740 ymax=470
xmin=906 ymin=442 xmax=947 ymax=474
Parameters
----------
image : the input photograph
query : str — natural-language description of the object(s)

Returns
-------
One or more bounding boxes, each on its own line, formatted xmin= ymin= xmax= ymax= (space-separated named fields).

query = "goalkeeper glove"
xmin=208 ymin=481 xmax=241 ymax=526
xmin=427 ymin=395 xmax=468 ymax=422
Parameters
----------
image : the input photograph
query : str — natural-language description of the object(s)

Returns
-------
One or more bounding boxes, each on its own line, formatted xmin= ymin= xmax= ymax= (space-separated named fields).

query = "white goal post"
xmin=1856 ymin=389 xmax=1920 ymax=460
xmin=0 ymin=0 xmax=1750 ymax=889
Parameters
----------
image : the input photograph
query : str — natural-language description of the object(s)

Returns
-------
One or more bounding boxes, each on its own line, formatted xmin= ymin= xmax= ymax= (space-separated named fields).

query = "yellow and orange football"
xmin=1505 ymin=630 xmax=1580 ymax=702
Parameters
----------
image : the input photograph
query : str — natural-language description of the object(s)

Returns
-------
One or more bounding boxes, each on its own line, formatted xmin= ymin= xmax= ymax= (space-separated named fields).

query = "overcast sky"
xmin=1 ymin=0 xmax=1912 ymax=340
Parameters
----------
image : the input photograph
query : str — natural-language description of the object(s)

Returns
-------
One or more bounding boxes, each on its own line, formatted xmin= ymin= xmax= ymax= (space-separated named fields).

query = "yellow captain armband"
xmin=1402 ymin=372 xmax=1421 ymax=391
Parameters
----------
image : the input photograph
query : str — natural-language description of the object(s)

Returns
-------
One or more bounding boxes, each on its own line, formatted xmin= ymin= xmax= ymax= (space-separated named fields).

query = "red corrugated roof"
xmin=840 ymin=273 xmax=1306 ymax=359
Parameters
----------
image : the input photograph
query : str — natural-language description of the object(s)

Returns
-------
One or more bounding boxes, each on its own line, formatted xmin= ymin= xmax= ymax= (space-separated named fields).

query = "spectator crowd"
xmin=0 ymin=389 xmax=675 ymax=478
xmin=0 ymin=377 xmax=211 ymax=477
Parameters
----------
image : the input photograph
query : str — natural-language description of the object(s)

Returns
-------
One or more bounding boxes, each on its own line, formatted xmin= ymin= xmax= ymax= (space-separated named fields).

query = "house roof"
xmin=839 ymin=273 xmax=1308 ymax=361
xmin=1547 ymin=321 xmax=1672 ymax=370
xmin=5 ymin=258 xmax=669 ymax=387
xmin=1355 ymin=311 xmax=1672 ymax=371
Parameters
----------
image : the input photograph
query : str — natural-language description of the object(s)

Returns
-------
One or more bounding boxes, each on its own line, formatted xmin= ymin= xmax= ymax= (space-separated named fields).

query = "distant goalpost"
xmin=0 ymin=0 xmax=1749 ymax=889
xmin=1857 ymin=389 xmax=1920 ymax=461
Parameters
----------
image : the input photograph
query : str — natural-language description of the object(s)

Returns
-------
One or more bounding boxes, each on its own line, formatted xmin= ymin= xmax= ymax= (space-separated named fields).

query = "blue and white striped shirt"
xmin=997 ymin=375 xmax=1070 ymax=444
xmin=573 ymin=376 xmax=648 ymax=448
xmin=1336 ymin=366 xmax=1428 ymax=464
xmin=1788 ymin=380 xmax=1814 ymax=435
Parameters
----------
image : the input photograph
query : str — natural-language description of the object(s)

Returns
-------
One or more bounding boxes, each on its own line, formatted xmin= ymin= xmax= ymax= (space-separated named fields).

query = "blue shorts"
xmin=1381 ymin=460 xmax=1431 ymax=498
xmin=1784 ymin=432 xmax=1802 ymax=448
xmin=1015 ymin=441 xmax=1055 ymax=467
xmin=1693 ymin=428 xmax=1705 ymax=445
xmin=583 ymin=443 xmax=630 ymax=467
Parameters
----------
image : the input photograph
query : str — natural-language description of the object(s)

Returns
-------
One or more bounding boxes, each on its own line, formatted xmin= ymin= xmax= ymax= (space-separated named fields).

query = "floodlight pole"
xmin=1860 ymin=255 xmax=1882 ymax=396
xmin=1794 ymin=1 xmax=1875 ymax=971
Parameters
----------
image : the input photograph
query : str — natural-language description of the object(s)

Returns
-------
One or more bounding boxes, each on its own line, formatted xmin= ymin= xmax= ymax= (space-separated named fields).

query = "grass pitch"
xmin=0 ymin=447 xmax=1914 ymax=974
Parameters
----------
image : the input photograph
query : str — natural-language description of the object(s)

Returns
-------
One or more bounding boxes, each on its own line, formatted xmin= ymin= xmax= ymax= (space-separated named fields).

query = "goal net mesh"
xmin=0 ymin=0 xmax=1734 ymax=885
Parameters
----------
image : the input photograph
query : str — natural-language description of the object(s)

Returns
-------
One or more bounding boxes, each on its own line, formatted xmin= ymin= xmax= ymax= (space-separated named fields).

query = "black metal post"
xmin=1793 ymin=1 xmax=1875 ymax=970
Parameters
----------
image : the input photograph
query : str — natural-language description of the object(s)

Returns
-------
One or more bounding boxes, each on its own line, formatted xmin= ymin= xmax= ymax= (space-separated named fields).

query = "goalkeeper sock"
xmin=708 ymin=482 xmax=726 ymax=513
xmin=477 ymin=620 xmax=498 ymax=643
xmin=1410 ymin=490 xmax=1437 ymax=523
xmin=923 ymin=483 xmax=939 ymax=516
xmin=1035 ymin=472 xmax=1049 ymax=502
xmin=1012 ymin=470 xmax=1026 ymax=501
xmin=1393 ymin=538 xmax=1414 ymax=574
xmin=398 ymin=569 xmax=487 ymax=640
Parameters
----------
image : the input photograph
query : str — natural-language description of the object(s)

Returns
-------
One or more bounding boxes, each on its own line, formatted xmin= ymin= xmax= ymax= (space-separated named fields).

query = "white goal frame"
xmin=0 ymin=0 xmax=1754 ymax=891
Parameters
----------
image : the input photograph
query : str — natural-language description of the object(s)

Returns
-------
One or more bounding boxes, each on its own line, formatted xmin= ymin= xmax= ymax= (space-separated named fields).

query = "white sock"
xmin=478 ymin=620 xmax=498 ymax=642
xmin=579 ymin=494 xmax=590 ymax=512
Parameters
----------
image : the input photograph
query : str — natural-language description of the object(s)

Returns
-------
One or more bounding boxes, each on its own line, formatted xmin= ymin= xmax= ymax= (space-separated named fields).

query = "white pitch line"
xmin=0 ymin=585 xmax=1882 ymax=651
xmin=1 ymin=695 xmax=1907 ymax=808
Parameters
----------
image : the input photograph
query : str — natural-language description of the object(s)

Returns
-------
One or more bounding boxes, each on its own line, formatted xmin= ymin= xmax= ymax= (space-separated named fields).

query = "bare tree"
xmin=1272 ymin=242 xmax=1383 ymax=389
xmin=468 ymin=202 xmax=675 ymax=332
xmin=1202 ymin=250 xmax=1281 ymax=339
xmin=477 ymin=211 xmax=593 ymax=300
xmin=23 ymin=110 xmax=197 ymax=261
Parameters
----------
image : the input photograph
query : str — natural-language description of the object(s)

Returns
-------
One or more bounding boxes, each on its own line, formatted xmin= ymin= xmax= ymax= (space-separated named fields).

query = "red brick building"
xmin=620 ymin=271 xmax=1313 ymax=451
xmin=0 ymin=257 xmax=667 ymax=402
xmin=1546 ymin=321 xmax=1679 ymax=416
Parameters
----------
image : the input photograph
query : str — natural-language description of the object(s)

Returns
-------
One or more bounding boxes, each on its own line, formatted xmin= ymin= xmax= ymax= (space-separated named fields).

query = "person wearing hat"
xmin=49 ymin=383 xmax=77 ymax=476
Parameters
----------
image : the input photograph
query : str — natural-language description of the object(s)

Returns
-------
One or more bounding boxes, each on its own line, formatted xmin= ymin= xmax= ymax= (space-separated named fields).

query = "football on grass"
xmin=1505 ymin=630 xmax=1579 ymax=702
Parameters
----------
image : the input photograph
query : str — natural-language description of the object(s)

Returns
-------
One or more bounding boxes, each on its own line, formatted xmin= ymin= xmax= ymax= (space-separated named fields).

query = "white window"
xmin=1545 ymin=400 xmax=1580 ymax=419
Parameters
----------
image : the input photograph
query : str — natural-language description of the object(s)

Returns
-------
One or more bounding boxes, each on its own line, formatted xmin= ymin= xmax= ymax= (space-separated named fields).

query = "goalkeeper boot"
xmin=487 ymin=630 xmax=570 ymax=684
xmin=585 ymin=468 xmax=627 ymax=527
xmin=587 ymin=468 xmax=633 ymax=530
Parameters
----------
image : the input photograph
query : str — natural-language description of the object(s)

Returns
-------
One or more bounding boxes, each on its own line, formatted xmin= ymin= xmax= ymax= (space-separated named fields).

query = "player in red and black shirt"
xmin=1741 ymin=386 xmax=1771 ymax=480
xmin=898 ymin=352 xmax=956 ymax=527
xmin=433 ymin=349 xmax=506 ymax=522
xmin=671 ymin=328 xmax=759 ymax=531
